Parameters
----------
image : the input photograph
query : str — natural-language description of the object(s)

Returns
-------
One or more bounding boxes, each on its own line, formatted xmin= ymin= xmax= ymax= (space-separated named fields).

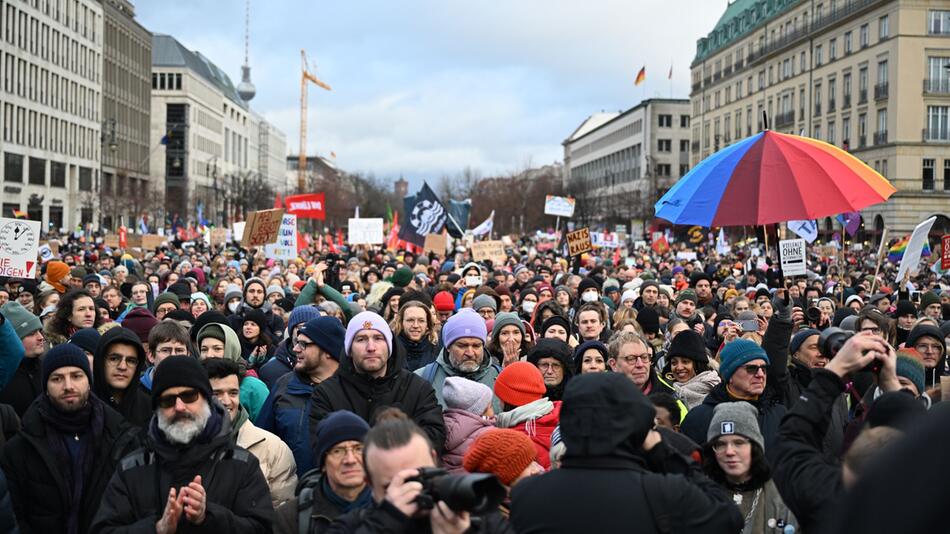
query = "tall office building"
xmin=691 ymin=0 xmax=950 ymax=235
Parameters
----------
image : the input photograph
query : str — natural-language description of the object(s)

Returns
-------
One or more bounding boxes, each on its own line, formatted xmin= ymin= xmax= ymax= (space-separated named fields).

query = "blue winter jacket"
xmin=256 ymin=371 xmax=315 ymax=476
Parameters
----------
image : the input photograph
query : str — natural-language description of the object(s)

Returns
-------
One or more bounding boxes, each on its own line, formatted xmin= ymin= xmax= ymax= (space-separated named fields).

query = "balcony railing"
xmin=858 ymin=135 xmax=867 ymax=148
xmin=775 ymin=110 xmax=796 ymax=128
xmin=874 ymin=82 xmax=889 ymax=100
xmin=873 ymin=130 xmax=888 ymax=145
xmin=828 ymin=99 xmax=836 ymax=113
xmin=924 ymin=78 xmax=950 ymax=94
xmin=859 ymin=89 xmax=868 ymax=104
xmin=923 ymin=127 xmax=950 ymax=142
xmin=814 ymin=103 xmax=822 ymax=117
xmin=843 ymin=94 xmax=851 ymax=108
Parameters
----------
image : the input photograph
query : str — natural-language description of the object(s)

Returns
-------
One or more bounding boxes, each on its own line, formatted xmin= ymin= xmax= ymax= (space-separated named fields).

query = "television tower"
xmin=237 ymin=0 xmax=256 ymax=102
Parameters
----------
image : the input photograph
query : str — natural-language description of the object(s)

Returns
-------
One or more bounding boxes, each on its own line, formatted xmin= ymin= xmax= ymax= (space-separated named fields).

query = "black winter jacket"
xmin=0 ymin=357 xmax=42 ymax=418
xmin=1 ymin=397 xmax=138 ymax=534
xmin=0 ymin=468 xmax=17 ymax=534
xmin=771 ymin=369 xmax=846 ymax=534
xmin=309 ymin=342 xmax=445 ymax=454
xmin=90 ymin=403 xmax=274 ymax=533
xmin=326 ymin=499 xmax=513 ymax=534
xmin=259 ymin=340 xmax=294 ymax=390
xmin=93 ymin=327 xmax=152 ymax=428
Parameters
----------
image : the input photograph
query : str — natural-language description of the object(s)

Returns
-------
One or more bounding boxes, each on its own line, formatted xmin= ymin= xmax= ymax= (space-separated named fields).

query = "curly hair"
xmin=390 ymin=300 xmax=439 ymax=345
xmin=47 ymin=289 xmax=102 ymax=337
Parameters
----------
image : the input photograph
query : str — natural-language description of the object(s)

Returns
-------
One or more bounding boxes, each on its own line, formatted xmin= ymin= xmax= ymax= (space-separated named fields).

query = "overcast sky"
xmin=137 ymin=0 xmax=727 ymax=188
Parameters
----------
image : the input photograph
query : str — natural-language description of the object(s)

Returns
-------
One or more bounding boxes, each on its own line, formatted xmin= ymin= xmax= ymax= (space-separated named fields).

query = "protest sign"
xmin=0 ymin=217 xmax=40 ymax=277
xmin=265 ymin=214 xmax=298 ymax=260
xmin=348 ymin=218 xmax=384 ymax=245
xmin=591 ymin=232 xmax=620 ymax=248
xmin=943 ymin=235 xmax=950 ymax=271
xmin=242 ymin=209 xmax=285 ymax=247
xmin=210 ymin=228 xmax=228 ymax=247
xmin=284 ymin=193 xmax=326 ymax=220
xmin=232 ymin=221 xmax=246 ymax=243
xmin=544 ymin=196 xmax=575 ymax=217
xmin=472 ymin=240 xmax=507 ymax=264
xmin=566 ymin=228 xmax=592 ymax=256
xmin=104 ymin=234 xmax=120 ymax=248
xmin=896 ymin=217 xmax=937 ymax=282
xmin=423 ymin=233 xmax=447 ymax=255
xmin=779 ymin=238 xmax=807 ymax=277
xmin=140 ymin=235 xmax=164 ymax=250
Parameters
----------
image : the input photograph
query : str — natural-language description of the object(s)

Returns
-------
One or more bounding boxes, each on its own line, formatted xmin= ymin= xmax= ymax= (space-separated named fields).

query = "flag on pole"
xmin=12 ymin=210 xmax=27 ymax=219
xmin=788 ymin=220 xmax=819 ymax=243
xmin=635 ymin=67 xmax=646 ymax=86
xmin=888 ymin=235 xmax=932 ymax=263
xmin=472 ymin=211 xmax=494 ymax=237
xmin=668 ymin=64 xmax=673 ymax=80
xmin=399 ymin=183 xmax=447 ymax=247
xmin=836 ymin=211 xmax=862 ymax=237
xmin=274 ymin=192 xmax=283 ymax=209
xmin=446 ymin=199 xmax=471 ymax=238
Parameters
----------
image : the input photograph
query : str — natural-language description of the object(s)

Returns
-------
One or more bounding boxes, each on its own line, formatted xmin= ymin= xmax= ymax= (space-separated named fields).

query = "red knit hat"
xmin=433 ymin=291 xmax=455 ymax=312
xmin=463 ymin=429 xmax=537 ymax=486
xmin=494 ymin=361 xmax=545 ymax=407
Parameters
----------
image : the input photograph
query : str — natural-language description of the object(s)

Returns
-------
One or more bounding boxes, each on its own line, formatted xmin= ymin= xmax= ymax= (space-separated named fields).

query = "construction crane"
xmin=298 ymin=49 xmax=332 ymax=193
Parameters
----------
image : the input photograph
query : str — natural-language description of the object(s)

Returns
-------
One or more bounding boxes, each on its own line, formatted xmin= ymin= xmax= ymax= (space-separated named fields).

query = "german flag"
xmin=635 ymin=67 xmax=646 ymax=86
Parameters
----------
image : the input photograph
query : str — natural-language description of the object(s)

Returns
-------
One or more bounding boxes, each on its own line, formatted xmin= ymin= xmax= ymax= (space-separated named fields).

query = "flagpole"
xmin=869 ymin=228 xmax=888 ymax=294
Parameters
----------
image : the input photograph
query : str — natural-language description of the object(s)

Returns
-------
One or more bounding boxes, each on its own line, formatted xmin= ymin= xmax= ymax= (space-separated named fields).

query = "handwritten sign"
xmin=424 ymin=233 xmax=447 ymax=255
xmin=544 ymin=195 xmax=575 ymax=217
xmin=0 ymin=217 xmax=40 ymax=278
xmin=242 ymin=209 xmax=285 ymax=247
xmin=348 ymin=218 xmax=384 ymax=245
xmin=472 ymin=240 xmax=506 ymax=264
xmin=264 ymin=214 xmax=298 ymax=260
xmin=566 ymin=228 xmax=592 ymax=256
xmin=104 ymin=234 xmax=120 ymax=248
xmin=210 ymin=228 xmax=229 ymax=247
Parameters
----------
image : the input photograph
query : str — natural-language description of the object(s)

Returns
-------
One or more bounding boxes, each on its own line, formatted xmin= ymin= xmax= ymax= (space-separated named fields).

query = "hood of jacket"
xmin=93 ymin=326 xmax=147 ymax=401
xmin=434 ymin=347 xmax=493 ymax=379
xmin=196 ymin=322 xmax=242 ymax=362
xmin=443 ymin=408 xmax=493 ymax=451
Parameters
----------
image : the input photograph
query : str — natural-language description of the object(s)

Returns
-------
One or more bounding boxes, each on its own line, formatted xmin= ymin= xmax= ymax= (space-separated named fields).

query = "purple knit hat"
xmin=442 ymin=308 xmax=487 ymax=348
xmin=344 ymin=311 xmax=393 ymax=355
xmin=444 ymin=376 xmax=493 ymax=415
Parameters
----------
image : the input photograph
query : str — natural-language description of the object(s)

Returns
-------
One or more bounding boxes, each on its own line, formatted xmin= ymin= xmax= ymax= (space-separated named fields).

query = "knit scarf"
xmin=228 ymin=404 xmax=250 ymax=443
xmin=321 ymin=475 xmax=373 ymax=513
xmin=38 ymin=394 xmax=105 ymax=534
xmin=495 ymin=398 xmax=553 ymax=430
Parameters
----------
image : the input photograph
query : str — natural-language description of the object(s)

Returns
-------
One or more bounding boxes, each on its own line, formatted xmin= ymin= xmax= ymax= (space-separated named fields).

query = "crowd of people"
xmin=0 ymin=231 xmax=945 ymax=533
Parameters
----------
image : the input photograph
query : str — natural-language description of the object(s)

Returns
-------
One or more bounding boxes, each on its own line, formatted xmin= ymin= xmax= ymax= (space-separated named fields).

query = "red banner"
xmin=942 ymin=235 xmax=950 ymax=270
xmin=118 ymin=226 xmax=127 ymax=249
xmin=284 ymin=193 xmax=326 ymax=220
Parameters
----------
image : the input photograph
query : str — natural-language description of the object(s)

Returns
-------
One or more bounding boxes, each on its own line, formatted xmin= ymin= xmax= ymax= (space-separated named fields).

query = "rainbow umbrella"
xmin=655 ymin=131 xmax=896 ymax=227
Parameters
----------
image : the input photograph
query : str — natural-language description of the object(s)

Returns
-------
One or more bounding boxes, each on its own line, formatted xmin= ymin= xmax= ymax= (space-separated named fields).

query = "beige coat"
xmin=237 ymin=419 xmax=298 ymax=507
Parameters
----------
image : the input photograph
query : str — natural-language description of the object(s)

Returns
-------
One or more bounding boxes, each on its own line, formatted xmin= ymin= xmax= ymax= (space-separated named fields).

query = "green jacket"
xmin=294 ymin=280 xmax=353 ymax=322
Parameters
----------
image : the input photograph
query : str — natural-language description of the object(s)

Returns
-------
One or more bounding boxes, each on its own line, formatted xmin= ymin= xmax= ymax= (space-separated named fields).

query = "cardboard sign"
xmin=232 ymin=222 xmax=246 ymax=243
xmin=265 ymin=214 xmax=298 ymax=260
xmin=942 ymin=235 xmax=950 ymax=271
xmin=424 ymin=233 xmax=447 ymax=255
xmin=544 ymin=195 xmax=575 ymax=217
xmin=140 ymin=235 xmax=165 ymax=250
xmin=896 ymin=216 xmax=937 ymax=282
xmin=0 ymin=217 xmax=40 ymax=278
xmin=566 ymin=228 xmax=592 ymax=256
xmin=779 ymin=238 xmax=807 ymax=277
xmin=104 ymin=234 xmax=120 ymax=248
xmin=242 ymin=209 xmax=285 ymax=247
xmin=348 ymin=218 xmax=384 ymax=245
xmin=210 ymin=228 xmax=229 ymax=247
xmin=472 ymin=240 xmax=507 ymax=264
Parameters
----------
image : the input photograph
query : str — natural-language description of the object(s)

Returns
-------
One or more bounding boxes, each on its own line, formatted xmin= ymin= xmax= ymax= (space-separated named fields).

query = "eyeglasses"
xmin=915 ymin=343 xmax=943 ymax=353
xmin=105 ymin=354 xmax=139 ymax=367
xmin=619 ymin=354 xmax=651 ymax=364
xmin=295 ymin=340 xmax=317 ymax=350
xmin=860 ymin=326 xmax=882 ymax=335
xmin=711 ymin=437 xmax=751 ymax=453
xmin=537 ymin=362 xmax=563 ymax=371
xmin=326 ymin=444 xmax=364 ymax=461
xmin=157 ymin=389 xmax=201 ymax=409
xmin=156 ymin=347 xmax=189 ymax=357
xmin=741 ymin=364 xmax=768 ymax=375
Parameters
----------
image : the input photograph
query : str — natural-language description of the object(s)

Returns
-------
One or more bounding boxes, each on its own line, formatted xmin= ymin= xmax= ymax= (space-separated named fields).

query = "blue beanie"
xmin=719 ymin=339 xmax=770 ymax=384
xmin=288 ymin=305 xmax=323 ymax=334
xmin=68 ymin=328 xmax=102 ymax=354
xmin=43 ymin=343 xmax=92 ymax=387
xmin=298 ymin=317 xmax=346 ymax=360
xmin=314 ymin=411 xmax=370 ymax=468
xmin=442 ymin=308 xmax=487 ymax=348
xmin=790 ymin=329 xmax=821 ymax=357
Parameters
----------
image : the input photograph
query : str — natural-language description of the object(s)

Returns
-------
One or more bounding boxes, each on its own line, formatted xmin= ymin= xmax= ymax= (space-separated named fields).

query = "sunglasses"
xmin=157 ymin=389 xmax=201 ymax=409
xmin=742 ymin=364 xmax=768 ymax=375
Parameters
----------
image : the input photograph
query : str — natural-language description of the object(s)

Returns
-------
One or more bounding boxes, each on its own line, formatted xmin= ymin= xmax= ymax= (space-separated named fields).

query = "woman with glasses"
xmin=390 ymin=301 xmax=439 ymax=372
xmin=703 ymin=402 xmax=797 ymax=534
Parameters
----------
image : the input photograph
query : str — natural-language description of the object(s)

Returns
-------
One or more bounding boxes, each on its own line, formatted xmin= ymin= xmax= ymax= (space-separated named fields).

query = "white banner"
xmin=590 ymin=232 xmax=620 ymax=248
xmin=779 ymin=238 xmax=807 ymax=277
xmin=896 ymin=216 xmax=937 ymax=283
xmin=787 ymin=220 xmax=819 ymax=243
xmin=544 ymin=195 xmax=575 ymax=217
xmin=348 ymin=218 xmax=384 ymax=245
xmin=472 ymin=211 xmax=494 ymax=237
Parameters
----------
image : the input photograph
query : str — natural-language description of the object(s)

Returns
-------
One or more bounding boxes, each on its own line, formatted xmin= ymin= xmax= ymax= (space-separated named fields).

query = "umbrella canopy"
xmin=655 ymin=131 xmax=896 ymax=227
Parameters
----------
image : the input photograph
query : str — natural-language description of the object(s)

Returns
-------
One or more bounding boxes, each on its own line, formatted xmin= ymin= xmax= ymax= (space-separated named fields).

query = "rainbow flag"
xmin=888 ymin=235 xmax=931 ymax=263
xmin=12 ymin=210 xmax=26 ymax=219
xmin=635 ymin=67 xmax=646 ymax=86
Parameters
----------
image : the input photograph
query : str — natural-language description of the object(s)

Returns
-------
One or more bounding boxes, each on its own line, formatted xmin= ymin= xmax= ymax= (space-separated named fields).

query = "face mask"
xmin=465 ymin=275 xmax=482 ymax=287
xmin=150 ymin=283 xmax=159 ymax=296
xmin=581 ymin=291 xmax=599 ymax=303
xmin=228 ymin=301 xmax=240 ymax=313
xmin=522 ymin=300 xmax=536 ymax=313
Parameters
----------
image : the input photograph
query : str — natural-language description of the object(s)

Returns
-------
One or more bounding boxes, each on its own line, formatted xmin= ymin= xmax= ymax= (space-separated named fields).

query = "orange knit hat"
xmin=45 ymin=261 xmax=70 ymax=293
xmin=463 ymin=429 xmax=537 ymax=486
xmin=493 ymin=361 xmax=545 ymax=407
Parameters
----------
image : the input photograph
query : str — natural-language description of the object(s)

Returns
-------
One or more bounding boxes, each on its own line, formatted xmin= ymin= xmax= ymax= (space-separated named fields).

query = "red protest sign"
xmin=284 ymin=193 xmax=326 ymax=220
xmin=942 ymin=235 xmax=950 ymax=270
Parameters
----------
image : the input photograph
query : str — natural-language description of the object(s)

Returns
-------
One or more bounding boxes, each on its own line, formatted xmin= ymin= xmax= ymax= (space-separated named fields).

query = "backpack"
xmin=295 ymin=468 xmax=333 ymax=534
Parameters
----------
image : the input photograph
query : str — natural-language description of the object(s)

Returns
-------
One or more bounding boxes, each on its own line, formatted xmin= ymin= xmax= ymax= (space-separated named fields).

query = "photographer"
xmin=327 ymin=418 xmax=511 ymax=534
xmin=771 ymin=332 xmax=904 ymax=533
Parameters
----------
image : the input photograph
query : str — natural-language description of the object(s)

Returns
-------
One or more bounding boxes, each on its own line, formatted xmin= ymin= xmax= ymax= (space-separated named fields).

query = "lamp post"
xmin=99 ymin=118 xmax=118 ymax=231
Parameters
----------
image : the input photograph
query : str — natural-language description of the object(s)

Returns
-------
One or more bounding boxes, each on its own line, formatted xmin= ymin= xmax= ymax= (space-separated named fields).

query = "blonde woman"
xmin=391 ymin=300 xmax=440 ymax=371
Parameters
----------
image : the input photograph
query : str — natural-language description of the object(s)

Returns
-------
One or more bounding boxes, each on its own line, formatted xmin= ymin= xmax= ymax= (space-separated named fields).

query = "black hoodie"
xmin=93 ymin=326 xmax=152 ymax=427
xmin=510 ymin=373 xmax=742 ymax=534
xmin=308 ymin=335 xmax=446 ymax=453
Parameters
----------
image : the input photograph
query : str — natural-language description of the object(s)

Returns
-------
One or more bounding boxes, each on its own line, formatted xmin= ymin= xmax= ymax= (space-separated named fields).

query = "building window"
xmin=843 ymin=73 xmax=852 ymax=106
xmin=656 ymin=164 xmax=671 ymax=177
xmin=860 ymin=24 xmax=869 ymax=47
xmin=828 ymin=121 xmax=836 ymax=144
xmin=658 ymin=139 xmax=672 ymax=152
xmin=927 ymin=105 xmax=950 ymax=140
xmin=843 ymin=117 xmax=851 ymax=147
xmin=844 ymin=32 xmax=853 ymax=54
xmin=923 ymin=158 xmax=935 ymax=190
xmin=859 ymin=67 xmax=868 ymax=102
xmin=814 ymin=125 xmax=822 ymax=139
xmin=858 ymin=113 xmax=867 ymax=147
xmin=50 ymin=161 xmax=65 ymax=187
xmin=3 ymin=153 xmax=23 ymax=183
xmin=800 ymin=51 xmax=806 ymax=72
xmin=658 ymin=114 xmax=672 ymax=127
xmin=815 ymin=45 xmax=823 ymax=66
xmin=679 ymin=140 xmax=690 ymax=152
xmin=78 ymin=167 xmax=92 ymax=191
xmin=930 ymin=10 xmax=950 ymax=35
xmin=879 ymin=15 xmax=889 ymax=39
xmin=829 ymin=38 xmax=837 ymax=61
xmin=28 ymin=157 xmax=45 ymax=185
xmin=679 ymin=164 xmax=690 ymax=177
xmin=927 ymin=57 xmax=950 ymax=92
xmin=680 ymin=115 xmax=690 ymax=128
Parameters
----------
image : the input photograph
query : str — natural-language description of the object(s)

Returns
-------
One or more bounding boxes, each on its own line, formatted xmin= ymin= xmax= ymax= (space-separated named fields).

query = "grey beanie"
xmin=707 ymin=401 xmax=765 ymax=451
xmin=0 ymin=301 xmax=42 ymax=339
xmin=472 ymin=294 xmax=497 ymax=313
xmin=443 ymin=376 xmax=494 ymax=415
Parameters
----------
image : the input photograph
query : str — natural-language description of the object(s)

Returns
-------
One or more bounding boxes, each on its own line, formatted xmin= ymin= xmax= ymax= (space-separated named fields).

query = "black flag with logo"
xmin=399 ymin=182 xmax=447 ymax=247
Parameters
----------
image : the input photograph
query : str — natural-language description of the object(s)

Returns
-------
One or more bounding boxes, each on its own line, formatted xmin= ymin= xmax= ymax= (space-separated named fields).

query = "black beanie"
xmin=666 ymin=330 xmax=707 ymax=364
xmin=190 ymin=310 xmax=229 ymax=343
xmin=43 ymin=343 xmax=92 ymax=388
xmin=577 ymin=277 xmax=600 ymax=295
xmin=151 ymin=355 xmax=213 ymax=409
xmin=526 ymin=338 xmax=574 ymax=375
xmin=893 ymin=300 xmax=917 ymax=319
xmin=540 ymin=315 xmax=572 ymax=338
xmin=636 ymin=307 xmax=660 ymax=335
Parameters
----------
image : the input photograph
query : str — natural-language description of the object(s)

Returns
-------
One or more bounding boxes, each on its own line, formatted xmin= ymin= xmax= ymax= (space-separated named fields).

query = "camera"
xmin=805 ymin=304 xmax=822 ymax=325
xmin=818 ymin=327 xmax=881 ymax=373
xmin=408 ymin=467 xmax=506 ymax=514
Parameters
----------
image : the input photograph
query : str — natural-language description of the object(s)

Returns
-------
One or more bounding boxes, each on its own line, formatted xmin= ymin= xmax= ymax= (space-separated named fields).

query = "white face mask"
xmin=465 ymin=275 xmax=482 ymax=287
xmin=522 ymin=300 xmax=536 ymax=313
xmin=228 ymin=301 xmax=240 ymax=313
xmin=581 ymin=291 xmax=599 ymax=303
